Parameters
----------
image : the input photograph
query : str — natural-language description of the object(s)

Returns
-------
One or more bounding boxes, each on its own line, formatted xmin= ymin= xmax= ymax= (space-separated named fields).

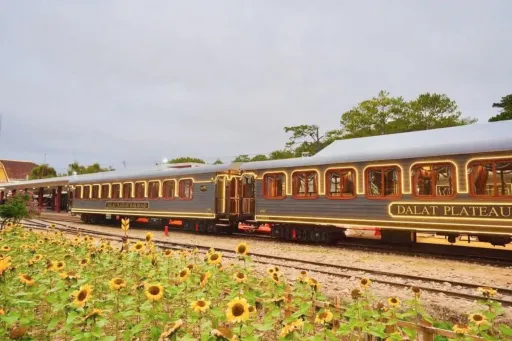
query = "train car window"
xmin=122 ymin=183 xmax=132 ymax=199
xmin=75 ymin=186 xmax=82 ymax=199
xmin=412 ymin=163 xmax=456 ymax=197
xmin=101 ymin=184 xmax=109 ymax=198
xmin=83 ymin=185 xmax=91 ymax=200
xmin=135 ymin=182 xmax=145 ymax=199
xmin=112 ymin=184 xmax=121 ymax=199
xmin=469 ymin=159 xmax=512 ymax=197
xmin=179 ymin=179 xmax=193 ymax=199
xmin=292 ymin=171 xmax=318 ymax=199
xmin=91 ymin=185 xmax=100 ymax=199
xmin=326 ymin=169 xmax=356 ymax=199
xmin=263 ymin=173 xmax=286 ymax=199
xmin=149 ymin=181 xmax=160 ymax=199
xmin=162 ymin=180 xmax=175 ymax=199
xmin=365 ymin=166 xmax=401 ymax=199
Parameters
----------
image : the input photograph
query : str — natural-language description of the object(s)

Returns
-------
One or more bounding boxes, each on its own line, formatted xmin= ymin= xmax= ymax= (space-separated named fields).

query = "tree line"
xmin=28 ymin=91 xmax=512 ymax=178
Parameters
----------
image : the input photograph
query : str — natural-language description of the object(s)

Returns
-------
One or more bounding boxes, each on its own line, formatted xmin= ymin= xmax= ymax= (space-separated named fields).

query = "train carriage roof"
xmin=240 ymin=120 xmax=512 ymax=171
xmin=69 ymin=163 xmax=240 ymax=184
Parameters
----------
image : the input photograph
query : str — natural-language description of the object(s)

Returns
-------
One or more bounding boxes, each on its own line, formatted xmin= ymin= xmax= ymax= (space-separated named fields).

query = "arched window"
xmin=326 ymin=168 xmax=356 ymax=199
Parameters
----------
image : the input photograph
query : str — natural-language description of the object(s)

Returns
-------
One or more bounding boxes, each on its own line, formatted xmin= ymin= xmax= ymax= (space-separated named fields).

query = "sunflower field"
xmin=1 ymin=224 xmax=511 ymax=341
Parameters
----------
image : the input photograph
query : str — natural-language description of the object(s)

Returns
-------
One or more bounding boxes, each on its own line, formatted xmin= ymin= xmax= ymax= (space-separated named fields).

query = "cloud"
xmin=0 ymin=0 xmax=511 ymax=170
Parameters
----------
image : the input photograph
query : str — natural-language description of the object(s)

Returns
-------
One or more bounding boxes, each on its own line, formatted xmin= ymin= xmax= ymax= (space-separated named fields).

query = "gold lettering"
xmin=488 ymin=207 xmax=499 ymax=217
xmin=478 ymin=207 xmax=488 ymax=216
xmin=421 ymin=206 xmax=431 ymax=215
xmin=397 ymin=205 xmax=406 ymax=215
xmin=430 ymin=206 xmax=439 ymax=215
xmin=406 ymin=207 xmax=414 ymax=215
xmin=470 ymin=206 xmax=478 ymax=216
xmin=500 ymin=207 xmax=511 ymax=217
xmin=459 ymin=207 xmax=469 ymax=217
xmin=444 ymin=206 xmax=452 ymax=216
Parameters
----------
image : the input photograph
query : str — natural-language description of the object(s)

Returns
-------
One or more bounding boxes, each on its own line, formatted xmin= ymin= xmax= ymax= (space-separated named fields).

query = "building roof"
xmin=240 ymin=120 xmax=512 ymax=170
xmin=0 ymin=160 xmax=38 ymax=181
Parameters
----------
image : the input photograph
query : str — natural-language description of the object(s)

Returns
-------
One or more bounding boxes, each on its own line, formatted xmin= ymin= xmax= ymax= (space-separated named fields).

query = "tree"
xmin=29 ymin=164 xmax=57 ymax=180
xmin=168 ymin=157 xmax=205 ymax=164
xmin=489 ymin=94 xmax=512 ymax=122
xmin=250 ymin=154 xmax=268 ymax=162
xmin=340 ymin=90 xmax=476 ymax=138
xmin=406 ymin=93 xmax=476 ymax=130
xmin=0 ymin=192 xmax=39 ymax=227
xmin=232 ymin=155 xmax=251 ymax=163
xmin=268 ymin=149 xmax=295 ymax=160
xmin=213 ymin=159 xmax=223 ymax=165
xmin=67 ymin=161 xmax=114 ymax=176
xmin=283 ymin=125 xmax=342 ymax=156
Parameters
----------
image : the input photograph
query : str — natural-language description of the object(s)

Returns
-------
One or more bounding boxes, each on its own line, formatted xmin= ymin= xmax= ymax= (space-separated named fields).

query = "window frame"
xmin=411 ymin=162 xmax=457 ymax=199
xmin=178 ymin=179 xmax=193 ymax=200
xmin=101 ymin=184 xmax=110 ymax=199
xmin=262 ymin=172 xmax=287 ymax=200
xmin=468 ymin=158 xmax=512 ymax=199
xmin=364 ymin=165 xmax=402 ymax=200
xmin=134 ymin=181 xmax=146 ymax=199
xmin=91 ymin=184 xmax=100 ymax=200
xmin=148 ymin=180 xmax=161 ymax=200
xmin=162 ymin=179 xmax=176 ymax=200
xmin=325 ymin=168 xmax=357 ymax=200
xmin=122 ymin=182 xmax=133 ymax=200
xmin=83 ymin=185 xmax=91 ymax=200
xmin=291 ymin=170 xmax=319 ymax=200
xmin=111 ymin=183 xmax=121 ymax=199
xmin=74 ymin=185 xmax=82 ymax=199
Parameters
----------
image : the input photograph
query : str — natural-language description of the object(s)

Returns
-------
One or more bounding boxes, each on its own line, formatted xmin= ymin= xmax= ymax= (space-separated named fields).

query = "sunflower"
xmin=387 ymin=297 xmax=401 ymax=308
xmin=55 ymin=261 xmax=65 ymax=271
xmin=351 ymin=289 xmax=361 ymax=300
xmin=411 ymin=286 xmax=421 ymax=298
xmin=71 ymin=284 xmax=93 ymax=308
xmin=207 ymin=252 xmax=222 ymax=265
xmin=453 ymin=324 xmax=469 ymax=335
xmin=32 ymin=254 xmax=43 ymax=262
xmin=60 ymin=271 xmax=80 ymax=280
xmin=109 ymin=278 xmax=127 ymax=291
xmin=145 ymin=232 xmax=153 ymax=243
xmin=235 ymin=242 xmax=249 ymax=255
xmin=315 ymin=309 xmax=334 ymax=324
xmin=19 ymin=274 xmax=35 ymax=286
xmin=226 ymin=298 xmax=250 ymax=323
xmin=178 ymin=268 xmax=190 ymax=283
xmin=160 ymin=319 xmax=183 ymax=340
xmin=0 ymin=258 xmax=11 ymax=276
xmin=187 ymin=263 xmax=195 ymax=271
xmin=307 ymin=277 xmax=321 ymax=291
xmin=477 ymin=287 xmax=498 ymax=298
xmin=280 ymin=319 xmax=303 ymax=337
xmin=84 ymin=308 xmax=102 ymax=321
xmin=131 ymin=242 xmax=145 ymax=252
xmin=469 ymin=313 xmax=487 ymax=326
xmin=200 ymin=272 xmax=211 ymax=288
xmin=79 ymin=258 xmax=90 ymax=267
xmin=145 ymin=284 xmax=164 ymax=301
xmin=0 ymin=308 xmax=4 ymax=315
xmin=297 ymin=270 xmax=308 ymax=282
xmin=360 ymin=278 xmax=371 ymax=289
xmin=266 ymin=267 xmax=275 ymax=275
xmin=162 ymin=249 xmax=173 ymax=258
xmin=1 ymin=245 xmax=11 ymax=252
xmin=271 ymin=273 xmax=280 ymax=285
xmin=233 ymin=272 xmax=247 ymax=283
xmin=37 ymin=239 xmax=45 ymax=246
xmin=191 ymin=298 xmax=211 ymax=313
xmin=211 ymin=327 xmax=238 ymax=341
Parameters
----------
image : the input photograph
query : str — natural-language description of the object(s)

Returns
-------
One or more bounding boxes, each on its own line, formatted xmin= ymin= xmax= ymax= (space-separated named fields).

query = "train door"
xmin=241 ymin=175 xmax=255 ymax=216
xmin=215 ymin=176 xmax=228 ymax=214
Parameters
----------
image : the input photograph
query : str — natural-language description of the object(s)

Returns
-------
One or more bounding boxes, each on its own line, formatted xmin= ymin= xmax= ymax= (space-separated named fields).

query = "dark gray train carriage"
xmin=69 ymin=163 xmax=249 ymax=233
xmin=240 ymin=120 xmax=512 ymax=246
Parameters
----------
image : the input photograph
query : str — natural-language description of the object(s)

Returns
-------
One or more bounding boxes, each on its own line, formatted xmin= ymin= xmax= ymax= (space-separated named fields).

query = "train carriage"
xmin=240 ymin=120 xmax=512 ymax=245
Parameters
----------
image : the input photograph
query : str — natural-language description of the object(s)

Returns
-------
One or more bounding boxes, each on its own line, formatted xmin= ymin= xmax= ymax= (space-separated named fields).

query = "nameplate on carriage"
xmin=105 ymin=201 xmax=149 ymax=209
xmin=389 ymin=203 xmax=512 ymax=219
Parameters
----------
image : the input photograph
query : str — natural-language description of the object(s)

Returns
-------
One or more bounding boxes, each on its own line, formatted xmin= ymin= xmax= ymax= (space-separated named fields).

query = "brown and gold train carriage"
xmin=239 ymin=120 xmax=512 ymax=245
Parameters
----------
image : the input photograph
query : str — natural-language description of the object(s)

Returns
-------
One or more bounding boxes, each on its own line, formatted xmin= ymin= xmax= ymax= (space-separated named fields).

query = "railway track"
xmin=23 ymin=218 xmax=512 ymax=308
xmin=37 ymin=214 xmax=512 ymax=267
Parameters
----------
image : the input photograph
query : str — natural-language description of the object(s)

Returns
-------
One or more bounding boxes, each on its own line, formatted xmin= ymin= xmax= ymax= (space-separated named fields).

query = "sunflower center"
xmin=180 ymin=270 xmax=188 ymax=277
xmin=473 ymin=315 xmax=483 ymax=321
xmin=210 ymin=254 xmax=219 ymax=261
xmin=77 ymin=290 xmax=88 ymax=301
xmin=238 ymin=245 xmax=246 ymax=253
xmin=236 ymin=272 xmax=245 ymax=279
xmin=114 ymin=278 xmax=123 ymax=285
xmin=391 ymin=298 xmax=397 ymax=304
xmin=148 ymin=286 xmax=160 ymax=295
xmin=81 ymin=259 xmax=87 ymax=264
xmin=165 ymin=251 xmax=172 ymax=255
xmin=197 ymin=300 xmax=206 ymax=307
xmin=136 ymin=244 xmax=143 ymax=250
xmin=319 ymin=312 xmax=327 ymax=319
xmin=23 ymin=275 xmax=32 ymax=280
xmin=231 ymin=303 xmax=245 ymax=317
xmin=361 ymin=279 xmax=368 ymax=285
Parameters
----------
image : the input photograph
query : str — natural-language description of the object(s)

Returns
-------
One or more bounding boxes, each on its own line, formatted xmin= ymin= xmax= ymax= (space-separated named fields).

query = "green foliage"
xmin=167 ymin=157 xmax=205 ymax=164
xmin=250 ymin=154 xmax=268 ymax=162
xmin=0 ymin=193 xmax=32 ymax=225
xmin=67 ymin=161 xmax=114 ymax=176
xmin=284 ymin=125 xmax=341 ymax=156
xmin=489 ymin=94 xmax=512 ymax=122
xmin=28 ymin=163 xmax=57 ymax=180
xmin=340 ymin=90 xmax=476 ymax=138
xmin=268 ymin=149 xmax=295 ymax=160
xmin=212 ymin=159 xmax=223 ymax=165
xmin=232 ymin=155 xmax=251 ymax=163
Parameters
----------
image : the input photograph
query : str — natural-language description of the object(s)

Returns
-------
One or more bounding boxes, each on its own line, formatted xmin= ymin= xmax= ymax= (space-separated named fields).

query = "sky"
xmin=1 ymin=1 xmax=511 ymax=173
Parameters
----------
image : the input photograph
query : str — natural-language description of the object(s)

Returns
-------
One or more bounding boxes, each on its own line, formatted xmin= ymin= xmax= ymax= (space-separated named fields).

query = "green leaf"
xmin=500 ymin=324 xmax=512 ymax=336
xmin=254 ymin=322 xmax=274 ymax=331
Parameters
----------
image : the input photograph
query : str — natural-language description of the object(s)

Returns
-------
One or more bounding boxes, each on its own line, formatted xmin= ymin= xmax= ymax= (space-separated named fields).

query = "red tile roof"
xmin=0 ymin=160 xmax=38 ymax=181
